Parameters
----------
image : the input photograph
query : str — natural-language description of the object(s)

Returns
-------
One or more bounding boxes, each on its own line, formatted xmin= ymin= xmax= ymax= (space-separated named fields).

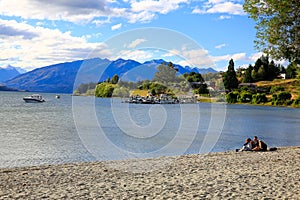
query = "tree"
xmin=242 ymin=65 xmax=253 ymax=83
xmin=243 ymin=0 xmax=300 ymax=64
xmin=272 ymin=91 xmax=292 ymax=105
xmin=267 ymin=60 xmax=280 ymax=80
xmin=111 ymin=74 xmax=119 ymax=84
xmin=226 ymin=91 xmax=239 ymax=103
xmin=153 ymin=62 xmax=177 ymax=85
xmin=257 ymin=65 xmax=267 ymax=81
xmin=223 ymin=59 xmax=239 ymax=91
xmin=286 ymin=63 xmax=297 ymax=79
xmin=252 ymin=93 xmax=268 ymax=104
xmin=95 ymin=83 xmax=115 ymax=97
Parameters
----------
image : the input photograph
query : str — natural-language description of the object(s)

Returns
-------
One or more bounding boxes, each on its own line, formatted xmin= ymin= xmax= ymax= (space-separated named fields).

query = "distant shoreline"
xmin=0 ymin=146 xmax=299 ymax=199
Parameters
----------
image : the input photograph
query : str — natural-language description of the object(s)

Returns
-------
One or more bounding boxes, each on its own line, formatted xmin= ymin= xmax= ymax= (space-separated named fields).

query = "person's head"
xmin=246 ymin=138 xmax=251 ymax=143
xmin=254 ymin=136 xmax=258 ymax=142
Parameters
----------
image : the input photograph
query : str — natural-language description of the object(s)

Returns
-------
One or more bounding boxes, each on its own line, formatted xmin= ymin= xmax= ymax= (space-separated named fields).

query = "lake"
xmin=1 ymin=91 xmax=300 ymax=168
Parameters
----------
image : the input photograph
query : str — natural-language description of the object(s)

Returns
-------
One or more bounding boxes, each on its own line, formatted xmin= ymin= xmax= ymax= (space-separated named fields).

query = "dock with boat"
xmin=122 ymin=94 xmax=197 ymax=104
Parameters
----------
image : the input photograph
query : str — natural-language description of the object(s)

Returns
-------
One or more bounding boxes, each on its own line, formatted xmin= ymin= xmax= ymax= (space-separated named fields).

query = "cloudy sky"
xmin=0 ymin=0 xmax=266 ymax=71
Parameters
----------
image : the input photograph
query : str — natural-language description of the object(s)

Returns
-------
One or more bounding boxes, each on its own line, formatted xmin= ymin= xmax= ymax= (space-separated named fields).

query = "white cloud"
xmin=126 ymin=39 xmax=147 ymax=48
xmin=0 ymin=0 xmax=113 ymax=23
xmin=130 ymin=0 xmax=188 ymax=14
xmin=192 ymin=0 xmax=245 ymax=16
xmin=207 ymin=2 xmax=244 ymax=15
xmin=212 ymin=52 xmax=246 ymax=63
xmin=215 ymin=43 xmax=226 ymax=49
xmin=248 ymin=52 xmax=263 ymax=63
xmin=162 ymin=47 xmax=214 ymax=68
xmin=92 ymin=18 xmax=111 ymax=27
xmin=219 ymin=15 xmax=232 ymax=20
xmin=0 ymin=19 xmax=111 ymax=70
xmin=0 ymin=0 xmax=190 ymax=24
xmin=117 ymin=49 xmax=153 ymax=62
xmin=192 ymin=6 xmax=205 ymax=14
xmin=111 ymin=23 xmax=122 ymax=30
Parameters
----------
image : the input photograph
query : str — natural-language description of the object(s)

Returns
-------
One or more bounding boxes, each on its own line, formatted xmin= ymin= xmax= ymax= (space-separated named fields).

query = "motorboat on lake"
xmin=23 ymin=94 xmax=45 ymax=103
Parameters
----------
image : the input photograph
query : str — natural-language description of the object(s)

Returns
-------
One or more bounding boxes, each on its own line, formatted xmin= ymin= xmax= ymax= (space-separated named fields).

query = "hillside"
xmin=256 ymin=78 xmax=300 ymax=100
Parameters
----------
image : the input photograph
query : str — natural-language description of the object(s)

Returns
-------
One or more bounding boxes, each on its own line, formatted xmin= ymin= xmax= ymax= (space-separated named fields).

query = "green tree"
xmin=113 ymin=86 xmax=129 ymax=97
xmin=111 ymin=74 xmax=119 ymax=84
xmin=238 ymin=91 xmax=253 ymax=103
xmin=251 ymin=69 xmax=258 ymax=81
xmin=293 ymin=96 xmax=300 ymax=106
xmin=267 ymin=60 xmax=280 ymax=80
xmin=223 ymin=59 xmax=239 ymax=91
xmin=226 ymin=91 xmax=239 ymax=103
xmin=257 ymin=65 xmax=267 ymax=81
xmin=153 ymin=62 xmax=177 ymax=85
xmin=270 ymin=86 xmax=285 ymax=94
xmin=252 ymin=93 xmax=267 ymax=104
xmin=244 ymin=0 xmax=300 ymax=64
xmin=95 ymin=83 xmax=115 ymax=97
xmin=242 ymin=65 xmax=253 ymax=83
xmin=272 ymin=91 xmax=292 ymax=105
xmin=286 ymin=63 xmax=297 ymax=79
xmin=193 ymin=84 xmax=209 ymax=95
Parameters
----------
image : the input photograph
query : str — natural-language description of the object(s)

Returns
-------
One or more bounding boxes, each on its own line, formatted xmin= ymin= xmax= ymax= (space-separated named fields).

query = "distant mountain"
xmin=0 ymin=84 xmax=19 ymax=91
xmin=0 ymin=65 xmax=23 ymax=83
xmin=4 ymin=58 xmax=218 ymax=93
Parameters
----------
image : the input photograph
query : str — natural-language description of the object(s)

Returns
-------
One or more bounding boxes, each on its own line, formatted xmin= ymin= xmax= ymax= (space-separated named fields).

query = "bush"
xmin=95 ymin=83 xmax=115 ymax=97
xmin=272 ymin=91 xmax=292 ymax=105
xmin=112 ymin=86 xmax=130 ymax=97
xmin=270 ymin=86 xmax=285 ymax=94
xmin=252 ymin=93 xmax=268 ymax=104
xmin=238 ymin=91 xmax=252 ymax=103
xmin=226 ymin=91 xmax=239 ymax=103
xmin=293 ymin=96 xmax=300 ymax=106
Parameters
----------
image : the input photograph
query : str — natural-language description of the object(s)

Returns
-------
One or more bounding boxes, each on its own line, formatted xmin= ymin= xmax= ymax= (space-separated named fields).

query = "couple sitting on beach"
xmin=238 ymin=136 xmax=268 ymax=152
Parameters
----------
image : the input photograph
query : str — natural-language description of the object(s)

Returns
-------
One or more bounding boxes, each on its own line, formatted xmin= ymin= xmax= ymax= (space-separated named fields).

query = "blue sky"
xmin=0 ymin=0 xmax=277 ymax=71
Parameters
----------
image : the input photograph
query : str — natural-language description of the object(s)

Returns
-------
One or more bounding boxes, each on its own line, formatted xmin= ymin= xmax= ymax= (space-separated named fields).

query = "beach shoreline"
xmin=0 ymin=146 xmax=299 ymax=199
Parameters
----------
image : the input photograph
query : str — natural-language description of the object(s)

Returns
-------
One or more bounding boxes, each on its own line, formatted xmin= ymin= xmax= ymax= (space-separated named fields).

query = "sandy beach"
xmin=0 ymin=146 xmax=299 ymax=199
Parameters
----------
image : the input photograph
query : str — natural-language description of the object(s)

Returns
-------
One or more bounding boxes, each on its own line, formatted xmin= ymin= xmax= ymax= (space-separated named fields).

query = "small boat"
xmin=23 ymin=94 xmax=45 ymax=103
xmin=55 ymin=94 xmax=60 ymax=99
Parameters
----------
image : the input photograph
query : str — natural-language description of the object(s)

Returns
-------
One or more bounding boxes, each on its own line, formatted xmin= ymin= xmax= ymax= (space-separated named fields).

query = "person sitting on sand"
xmin=239 ymin=138 xmax=254 ymax=151
xmin=252 ymin=136 xmax=267 ymax=151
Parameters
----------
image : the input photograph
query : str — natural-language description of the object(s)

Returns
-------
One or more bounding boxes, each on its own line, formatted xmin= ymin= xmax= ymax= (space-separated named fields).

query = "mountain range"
xmin=0 ymin=65 xmax=27 ymax=83
xmin=3 ymin=58 xmax=218 ymax=93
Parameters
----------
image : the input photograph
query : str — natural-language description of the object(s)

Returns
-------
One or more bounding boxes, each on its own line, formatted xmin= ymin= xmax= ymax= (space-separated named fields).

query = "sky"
xmin=0 ymin=0 xmax=276 ymax=72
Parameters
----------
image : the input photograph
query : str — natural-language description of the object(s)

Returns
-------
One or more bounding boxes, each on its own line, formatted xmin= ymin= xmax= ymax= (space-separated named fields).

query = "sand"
xmin=0 ymin=146 xmax=299 ymax=199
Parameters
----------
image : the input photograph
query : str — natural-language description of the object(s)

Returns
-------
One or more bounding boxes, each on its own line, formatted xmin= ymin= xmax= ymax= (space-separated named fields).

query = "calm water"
xmin=1 ymin=91 xmax=300 ymax=168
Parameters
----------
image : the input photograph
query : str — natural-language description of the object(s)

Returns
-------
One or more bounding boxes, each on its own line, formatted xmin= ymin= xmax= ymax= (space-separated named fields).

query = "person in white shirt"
xmin=239 ymin=138 xmax=254 ymax=151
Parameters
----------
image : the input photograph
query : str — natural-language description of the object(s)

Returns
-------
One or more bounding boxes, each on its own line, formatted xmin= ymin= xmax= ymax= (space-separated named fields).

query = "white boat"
xmin=23 ymin=94 xmax=45 ymax=103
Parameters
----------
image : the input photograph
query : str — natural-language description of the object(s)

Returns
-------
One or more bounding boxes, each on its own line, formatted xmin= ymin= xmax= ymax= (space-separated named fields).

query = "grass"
xmin=130 ymin=89 xmax=149 ymax=96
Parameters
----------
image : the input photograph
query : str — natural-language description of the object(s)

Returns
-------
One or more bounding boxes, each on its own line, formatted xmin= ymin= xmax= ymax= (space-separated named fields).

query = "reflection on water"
xmin=0 ymin=91 xmax=300 ymax=168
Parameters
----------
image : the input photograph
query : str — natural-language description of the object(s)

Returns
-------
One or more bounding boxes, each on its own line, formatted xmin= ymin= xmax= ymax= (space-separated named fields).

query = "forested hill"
xmin=4 ymin=58 xmax=217 ymax=93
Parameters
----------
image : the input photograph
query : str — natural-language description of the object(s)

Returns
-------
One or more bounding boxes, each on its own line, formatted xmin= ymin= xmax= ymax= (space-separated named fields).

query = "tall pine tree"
xmin=223 ymin=59 xmax=239 ymax=91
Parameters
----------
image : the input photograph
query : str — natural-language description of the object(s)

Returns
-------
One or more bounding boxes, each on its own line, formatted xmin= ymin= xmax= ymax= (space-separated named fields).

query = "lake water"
xmin=1 ymin=91 xmax=300 ymax=168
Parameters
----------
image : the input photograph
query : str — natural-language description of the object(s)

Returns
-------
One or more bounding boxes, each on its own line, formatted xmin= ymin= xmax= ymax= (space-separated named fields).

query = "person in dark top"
xmin=252 ymin=136 xmax=268 ymax=151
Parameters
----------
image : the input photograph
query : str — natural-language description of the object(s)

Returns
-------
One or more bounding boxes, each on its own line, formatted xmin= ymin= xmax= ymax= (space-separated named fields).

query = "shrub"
xmin=95 ymin=83 xmax=115 ymax=97
xmin=270 ymin=86 xmax=285 ymax=94
xmin=272 ymin=91 xmax=292 ymax=105
xmin=226 ymin=91 xmax=239 ymax=103
xmin=293 ymin=96 xmax=300 ymax=106
xmin=252 ymin=93 xmax=267 ymax=104
xmin=238 ymin=91 xmax=252 ymax=103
